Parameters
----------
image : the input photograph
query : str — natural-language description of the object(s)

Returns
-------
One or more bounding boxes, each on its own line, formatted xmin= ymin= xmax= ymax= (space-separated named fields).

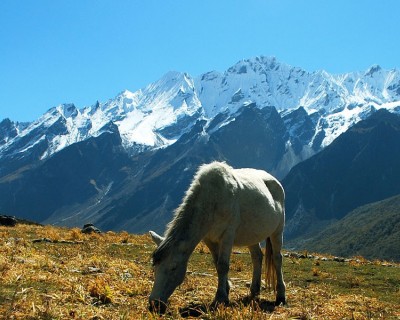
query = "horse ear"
xmin=149 ymin=230 xmax=165 ymax=246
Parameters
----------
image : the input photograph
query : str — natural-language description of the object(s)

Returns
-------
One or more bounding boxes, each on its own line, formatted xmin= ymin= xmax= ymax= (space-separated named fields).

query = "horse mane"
xmin=152 ymin=161 xmax=234 ymax=266
xmin=152 ymin=171 xmax=201 ymax=266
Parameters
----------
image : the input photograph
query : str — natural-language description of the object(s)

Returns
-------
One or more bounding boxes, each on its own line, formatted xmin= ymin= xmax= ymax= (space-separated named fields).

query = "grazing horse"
xmin=149 ymin=161 xmax=286 ymax=313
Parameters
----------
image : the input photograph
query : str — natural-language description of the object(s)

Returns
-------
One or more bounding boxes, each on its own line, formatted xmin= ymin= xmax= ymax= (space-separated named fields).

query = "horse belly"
xmin=234 ymin=200 xmax=282 ymax=246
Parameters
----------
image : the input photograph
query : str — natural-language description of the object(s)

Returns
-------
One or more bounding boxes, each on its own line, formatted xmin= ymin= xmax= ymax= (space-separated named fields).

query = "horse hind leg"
xmin=248 ymin=243 xmax=263 ymax=298
xmin=268 ymin=231 xmax=286 ymax=305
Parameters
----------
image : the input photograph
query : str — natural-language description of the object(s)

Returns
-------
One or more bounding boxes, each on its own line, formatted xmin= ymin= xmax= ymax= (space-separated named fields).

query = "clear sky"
xmin=1 ymin=0 xmax=399 ymax=122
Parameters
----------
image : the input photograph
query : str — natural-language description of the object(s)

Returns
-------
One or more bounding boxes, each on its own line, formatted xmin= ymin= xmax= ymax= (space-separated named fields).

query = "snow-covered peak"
xmin=364 ymin=64 xmax=382 ymax=77
xmin=57 ymin=103 xmax=78 ymax=119
xmin=196 ymin=56 xmax=312 ymax=117
xmin=1 ymin=56 xmax=400 ymax=167
xmin=113 ymin=71 xmax=201 ymax=149
xmin=137 ymin=71 xmax=198 ymax=112
xmin=99 ymin=90 xmax=139 ymax=117
xmin=67 ymin=71 xmax=203 ymax=151
xmin=227 ymin=56 xmax=296 ymax=75
xmin=196 ymin=56 xmax=400 ymax=117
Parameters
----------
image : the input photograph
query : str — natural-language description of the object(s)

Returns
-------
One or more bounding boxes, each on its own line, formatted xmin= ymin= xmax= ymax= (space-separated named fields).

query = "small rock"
xmin=120 ymin=272 xmax=133 ymax=280
xmin=87 ymin=267 xmax=102 ymax=273
xmin=32 ymin=238 xmax=53 ymax=243
xmin=333 ymin=257 xmax=345 ymax=262
xmin=0 ymin=215 xmax=17 ymax=227
xmin=82 ymin=224 xmax=101 ymax=234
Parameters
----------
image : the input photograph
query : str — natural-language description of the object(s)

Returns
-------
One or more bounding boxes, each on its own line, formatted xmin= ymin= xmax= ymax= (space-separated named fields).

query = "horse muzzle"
xmin=148 ymin=298 xmax=167 ymax=314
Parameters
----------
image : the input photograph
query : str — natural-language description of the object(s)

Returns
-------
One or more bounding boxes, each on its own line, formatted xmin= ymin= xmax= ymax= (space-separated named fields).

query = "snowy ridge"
xmin=1 ymin=56 xmax=400 ymax=165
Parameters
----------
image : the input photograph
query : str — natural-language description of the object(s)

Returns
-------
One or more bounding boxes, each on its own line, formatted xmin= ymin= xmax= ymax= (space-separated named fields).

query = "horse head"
xmin=148 ymin=231 xmax=187 ymax=314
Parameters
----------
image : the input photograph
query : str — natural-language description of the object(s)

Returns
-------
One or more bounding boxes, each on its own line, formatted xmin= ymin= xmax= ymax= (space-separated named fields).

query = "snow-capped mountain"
xmin=196 ymin=57 xmax=400 ymax=148
xmin=0 ymin=71 xmax=201 ymax=162
xmin=1 ymin=56 xmax=400 ymax=236
xmin=2 ymin=56 xmax=400 ymax=178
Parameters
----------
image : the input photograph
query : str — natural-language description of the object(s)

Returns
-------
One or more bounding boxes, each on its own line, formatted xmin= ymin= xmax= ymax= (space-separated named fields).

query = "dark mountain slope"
xmin=208 ymin=104 xmax=287 ymax=172
xmin=0 ymin=126 xmax=132 ymax=222
xmin=283 ymin=109 xmax=400 ymax=239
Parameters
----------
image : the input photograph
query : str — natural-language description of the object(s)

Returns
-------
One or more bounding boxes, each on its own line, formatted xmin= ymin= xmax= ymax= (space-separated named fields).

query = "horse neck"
xmin=166 ymin=201 xmax=205 ymax=258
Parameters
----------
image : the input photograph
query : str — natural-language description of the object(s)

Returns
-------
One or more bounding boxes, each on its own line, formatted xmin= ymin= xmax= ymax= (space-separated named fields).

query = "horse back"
xmin=235 ymin=168 xmax=284 ymax=202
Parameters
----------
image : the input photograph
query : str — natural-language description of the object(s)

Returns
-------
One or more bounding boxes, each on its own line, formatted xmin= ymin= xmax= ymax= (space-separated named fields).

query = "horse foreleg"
xmin=213 ymin=234 xmax=235 ymax=305
xmin=203 ymin=239 xmax=219 ymax=267
xmin=204 ymin=239 xmax=231 ymax=301
xmin=270 ymin=231 xmax=286 ymax=305
xmin=248 ymin=243 xmax=263 ymax=298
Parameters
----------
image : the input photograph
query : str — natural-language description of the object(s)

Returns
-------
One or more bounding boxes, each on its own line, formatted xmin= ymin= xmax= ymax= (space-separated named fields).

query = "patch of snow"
xmin=18 ymin=135 xmax=46 ymax=154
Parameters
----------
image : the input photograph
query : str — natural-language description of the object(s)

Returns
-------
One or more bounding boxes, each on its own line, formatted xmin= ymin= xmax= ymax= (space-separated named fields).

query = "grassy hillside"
xmin=1 ymin=224 xmax=399 ymax=319
xmin=292 ymin=194 xmax=400 ymax=262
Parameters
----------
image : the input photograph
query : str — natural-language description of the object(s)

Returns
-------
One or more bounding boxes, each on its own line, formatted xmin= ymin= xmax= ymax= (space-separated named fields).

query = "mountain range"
xmin=1 ymin=56 xmax=400 ymax=259
xmin=2 ymin=56 xmax=400 ymax=179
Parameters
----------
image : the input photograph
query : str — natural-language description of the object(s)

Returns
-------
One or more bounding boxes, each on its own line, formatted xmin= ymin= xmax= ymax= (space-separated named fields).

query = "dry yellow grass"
xmin=0 ymin=224 xmax=399 ymax=319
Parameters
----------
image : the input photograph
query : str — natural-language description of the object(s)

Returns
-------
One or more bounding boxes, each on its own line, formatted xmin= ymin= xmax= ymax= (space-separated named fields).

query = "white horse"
xmin=148 ymin=161 xmax=286 ymax=313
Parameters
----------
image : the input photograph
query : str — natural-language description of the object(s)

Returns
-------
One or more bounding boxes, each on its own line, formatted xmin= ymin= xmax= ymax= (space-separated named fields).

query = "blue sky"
xmin=1 ymin=0 xmax=399 ymax=122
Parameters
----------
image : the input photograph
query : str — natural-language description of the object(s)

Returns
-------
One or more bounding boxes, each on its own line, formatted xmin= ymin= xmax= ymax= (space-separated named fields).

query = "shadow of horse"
xmin=179 ymin=296 xmax=277 ymax=318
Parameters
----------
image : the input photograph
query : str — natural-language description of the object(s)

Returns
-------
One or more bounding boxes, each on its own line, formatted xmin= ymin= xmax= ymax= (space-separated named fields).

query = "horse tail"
xmin=265 ymin=237 xmax=276 ymax=292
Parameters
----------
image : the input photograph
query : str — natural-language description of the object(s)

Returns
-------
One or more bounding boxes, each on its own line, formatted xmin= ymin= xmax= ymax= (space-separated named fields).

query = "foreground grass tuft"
xmin=0 ymin=224 xmax=399 ymax=319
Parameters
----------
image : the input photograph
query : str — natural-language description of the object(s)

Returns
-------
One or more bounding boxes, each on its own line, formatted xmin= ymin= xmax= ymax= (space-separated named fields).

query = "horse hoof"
xmin=275 ymin=296 xmax=286 ymax=306
xmin=211 ymin=299 xmax=229 ymax=309
xmin=249 ymin=290 xmax=260 ymax=300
